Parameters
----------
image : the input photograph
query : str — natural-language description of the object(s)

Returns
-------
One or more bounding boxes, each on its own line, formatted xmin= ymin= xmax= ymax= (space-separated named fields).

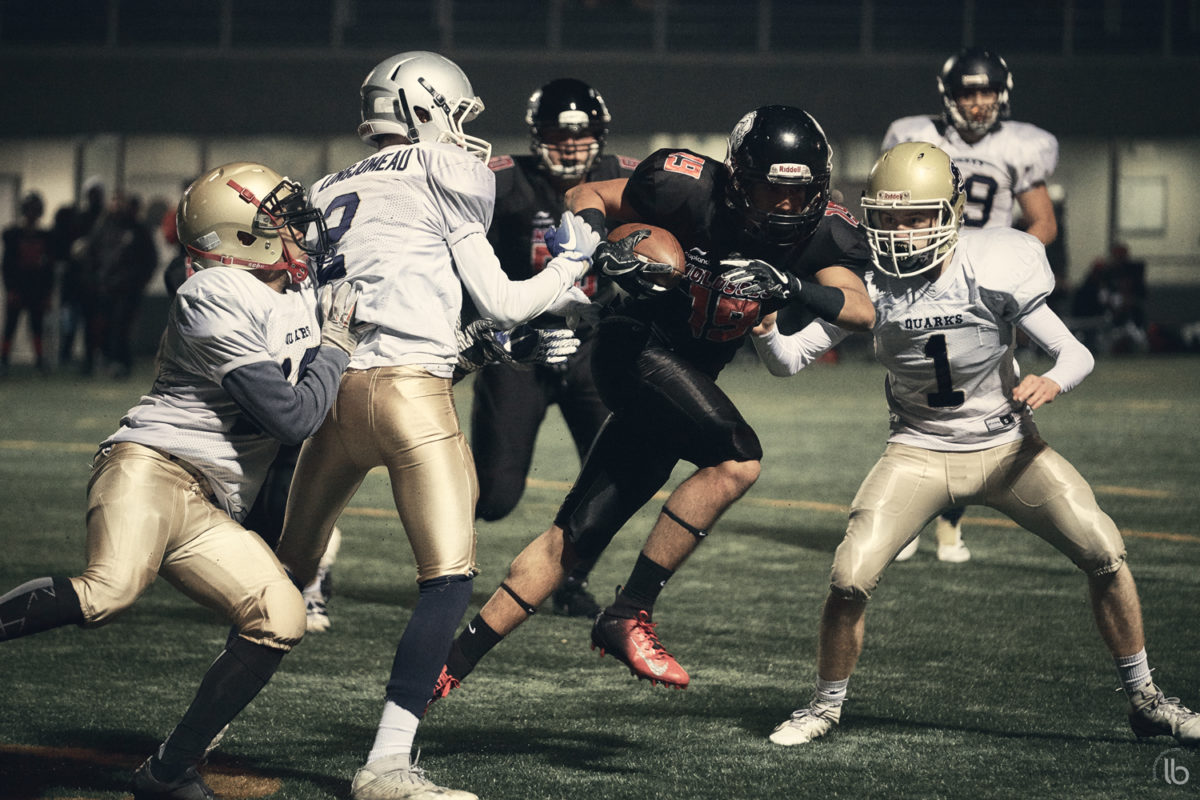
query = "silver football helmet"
xmin=177 ymin=162 xmax=328 ymax=285
xmin=357 ymin=51 xmax=491 ymax=161
xmin=860 ymin=142 xmax=964 ymax=278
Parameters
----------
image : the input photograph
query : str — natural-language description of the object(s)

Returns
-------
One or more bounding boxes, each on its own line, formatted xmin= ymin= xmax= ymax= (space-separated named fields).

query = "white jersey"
xmin=107 ymin=268 xmax=320 ymax=520
xmin=882 ymin=116 xmax=1058 ymax=231
xmin=868 ymin=228 xmax=1053 ymax=451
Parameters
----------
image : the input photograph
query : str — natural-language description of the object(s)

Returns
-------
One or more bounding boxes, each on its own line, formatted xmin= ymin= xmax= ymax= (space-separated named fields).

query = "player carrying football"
xmin=433 ymin=104 xmax=874 ymax=699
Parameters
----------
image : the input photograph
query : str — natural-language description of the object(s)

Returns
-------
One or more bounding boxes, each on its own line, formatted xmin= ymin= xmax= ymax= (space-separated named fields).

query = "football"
xmin=607 ymin=222 xmax=687 ymax=290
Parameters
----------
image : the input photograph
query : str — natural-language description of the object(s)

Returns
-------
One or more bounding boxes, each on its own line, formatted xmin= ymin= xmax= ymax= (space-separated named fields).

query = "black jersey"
xmin=487 ymin=152 xmax=639 ymax=300
xmin=615 ymin=148 xmax=871 ymax=375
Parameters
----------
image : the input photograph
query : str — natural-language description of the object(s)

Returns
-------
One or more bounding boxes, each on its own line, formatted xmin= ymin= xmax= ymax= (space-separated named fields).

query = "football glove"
xmin=721 ymin=258 xmax=801 ymax=301
xmin=318 ymin=282 xmax=363 ymax=356
xmin=545 ymin=210 xmax=603 ymax=259
xmin=593 ymin=228 xmax=651 ymax=277
xmin=454 ymin=319 xmax=581 ymax=377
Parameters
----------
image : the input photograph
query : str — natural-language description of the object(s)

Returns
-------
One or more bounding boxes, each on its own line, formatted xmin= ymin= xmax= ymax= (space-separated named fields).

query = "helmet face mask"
xmin=358 ymin=51 xmax=491 ymax=161
xmin=861 ymin=142 xmax=964 ymax=278
xmin=724 ymin=105 xmax=832 ymax=247
xmin=177 ymin=162 xmax=329 ymax=285
xmin=526 ymin=78 xmax=610 ymax=181
xmin=938 ymin=47 xmax=1012 ymax=139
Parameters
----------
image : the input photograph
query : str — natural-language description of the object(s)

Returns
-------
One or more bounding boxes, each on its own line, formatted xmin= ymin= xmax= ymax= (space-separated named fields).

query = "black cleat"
xmin=131 ymin=756 xmax=214 ymax=800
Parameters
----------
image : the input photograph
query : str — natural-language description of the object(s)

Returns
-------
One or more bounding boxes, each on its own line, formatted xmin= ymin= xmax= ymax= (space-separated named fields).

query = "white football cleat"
xmin=894 ymin=536 xmax=919 ymax=562
xmin=935 ymin=518 xmax=971 ymax=563
xmin=1129 ymin=682 xmax=1200 ymax=744
xmin=304 ymin=596 xmax=331 ymax=633
xmin=769 ymin=700 xmax=842 ymax=746
xmin=350 ymin=754 xmax=477 ymax=800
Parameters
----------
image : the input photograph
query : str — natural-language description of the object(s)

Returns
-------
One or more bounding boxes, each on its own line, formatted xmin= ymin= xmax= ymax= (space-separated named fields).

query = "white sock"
xmin=366 ymin=700 xmax=419 ymax=765
xmin=815 ymin=676 xmax=849 ymax=705
xmin=1115 ymin=648 xmax=1152 ymax=696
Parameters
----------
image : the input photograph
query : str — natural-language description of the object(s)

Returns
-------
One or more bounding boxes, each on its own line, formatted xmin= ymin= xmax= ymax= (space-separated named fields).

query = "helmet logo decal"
xmin=556 ymin=109 xmax=589 ymax=127
xmin=875 ymin=190 xmax=911 ymax=202
xmin=194 ymin=231 xmax=221 ymax=251
xmin=768 ymin=163 xmax=812 ymax=181
xmin=961 ymin=73 xmax=991 ymax=87
xmin=728 ymin=110 xmax=755 ymax=151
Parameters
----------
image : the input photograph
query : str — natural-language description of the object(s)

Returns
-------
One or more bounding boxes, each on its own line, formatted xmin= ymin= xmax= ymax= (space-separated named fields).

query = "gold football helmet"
xmin=176 ymin=162 xmax=328 ymax=284
xmin=860 ymin=142 xmax=964 ymax=278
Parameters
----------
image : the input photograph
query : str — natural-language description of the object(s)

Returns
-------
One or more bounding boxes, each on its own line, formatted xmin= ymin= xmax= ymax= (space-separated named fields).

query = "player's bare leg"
xmin=771 ymin=593 xmax=865 ymax=746
xmin=592 ymin=458 xmax=761 ymax=689
xmin=430 ymin=526 xmax=579 ymax=705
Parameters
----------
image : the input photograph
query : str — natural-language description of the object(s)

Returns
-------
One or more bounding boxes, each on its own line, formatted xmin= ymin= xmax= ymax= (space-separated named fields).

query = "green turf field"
xmin=2 ymin=351 xmax=1198 ymax=799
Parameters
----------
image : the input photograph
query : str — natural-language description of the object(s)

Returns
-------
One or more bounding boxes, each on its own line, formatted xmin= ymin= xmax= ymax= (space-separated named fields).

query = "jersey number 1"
xmin=923 ymin=333 xmax=964 ymax=408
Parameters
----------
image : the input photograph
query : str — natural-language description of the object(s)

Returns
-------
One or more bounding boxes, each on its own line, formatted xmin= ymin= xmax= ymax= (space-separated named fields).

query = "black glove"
xmin=593 ymin=228 xmax=651 ymax=278
xmin=721 ymin=258 xmax=801 ymax=301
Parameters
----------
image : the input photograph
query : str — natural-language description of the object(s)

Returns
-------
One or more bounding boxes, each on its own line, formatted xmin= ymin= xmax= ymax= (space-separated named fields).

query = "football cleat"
xmin=1128 ymin=682 xmax=1200 ymax=744
xmin=894 ymin=536 xmax=919 ymax=562
xmin=590 ymin=609 xmax=689 ymax=688
xmin=935 ymin=518 xmax=971 ymax=563
xmin=131 ymin=757 xmax=214 ymax=800
xmin=350 ymin=753 xmax=478 ymax=800
xmin=424 ymin=665 xmax=461 ymax=713
xmin=768 ymin=700 xmax=842 ymax=746
xmin=305 ymin=596 xmax=331 ymax=632
xmin=552 ymin=579 xmax=602 ymax=618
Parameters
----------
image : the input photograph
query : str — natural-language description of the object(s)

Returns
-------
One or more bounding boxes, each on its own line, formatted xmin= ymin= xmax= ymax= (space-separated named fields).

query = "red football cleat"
xmin=590 ymin=609 xmax=689 ymax=689
xmin=424 ymin=665 xmax=461 ymax=713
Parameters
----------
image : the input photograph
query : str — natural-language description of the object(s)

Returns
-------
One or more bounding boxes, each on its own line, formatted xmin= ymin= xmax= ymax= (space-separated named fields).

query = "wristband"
xmin=575 ymin=207 xmax=608 ymax=239
xmin=796 ymin=279 xmax=845 ymax=322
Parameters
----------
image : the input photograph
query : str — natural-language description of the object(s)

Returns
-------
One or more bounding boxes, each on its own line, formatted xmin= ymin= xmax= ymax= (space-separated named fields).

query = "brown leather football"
xmin=607 ymin=222 xmax=687 ymax=289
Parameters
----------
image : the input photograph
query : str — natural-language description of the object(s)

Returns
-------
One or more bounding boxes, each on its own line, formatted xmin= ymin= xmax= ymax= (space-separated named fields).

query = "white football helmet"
xmin=357 ymin=51 xmax=491 ymax=161
xmin=176 ymin=162 xmax=328 ymax=284
xmin=860 ymin=142 xmax=964 ymax=278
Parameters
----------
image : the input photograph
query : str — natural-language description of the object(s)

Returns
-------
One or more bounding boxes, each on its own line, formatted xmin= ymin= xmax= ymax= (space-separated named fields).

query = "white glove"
xmin=721 ymin=257 xmax=799 ymax=300
xmin=505 ymin=325 xmax=580 ymax=366
xmin=319 ymin=282 xmax=362 ymax=356
xmin=545 ymin=210 xmax=603 ymax=259
xmin=545 ymin=285 xmax=598 ymax=328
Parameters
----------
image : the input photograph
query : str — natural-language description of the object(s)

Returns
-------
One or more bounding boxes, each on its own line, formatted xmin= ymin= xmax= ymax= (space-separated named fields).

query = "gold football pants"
xmin=73 ymin=442 xmax=305 ymax=648
xmin=276 ymin=366 xmax=479 ymax=586
xmin=831 ymin=436 xmax=1126 ymax=600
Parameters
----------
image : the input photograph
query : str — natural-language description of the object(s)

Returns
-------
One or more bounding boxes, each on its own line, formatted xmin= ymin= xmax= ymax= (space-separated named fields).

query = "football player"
xmin=472 ymin=78 xmax=639 ymax=618
xmin=270 ymin=51 xmax=595 ymax=800
xmin=432 ymin=105 xmax=874 ymax=700
xmin=0 ymin=162 xmax=364 ymax=799
xmin=754 ymin=142 xmax=1199 ymax=748
xmin=882 ymin=47 xmax=1060 ymax=563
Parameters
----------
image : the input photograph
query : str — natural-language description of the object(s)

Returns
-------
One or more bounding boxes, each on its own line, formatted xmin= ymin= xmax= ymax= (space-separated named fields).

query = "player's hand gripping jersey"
xmin=610 ymin=148 xmax=870 ymax=376
xmin=487 ymin=151 xmax=638 ymax=308
xmin=882 ymin=116 xmax=1057 ymax=231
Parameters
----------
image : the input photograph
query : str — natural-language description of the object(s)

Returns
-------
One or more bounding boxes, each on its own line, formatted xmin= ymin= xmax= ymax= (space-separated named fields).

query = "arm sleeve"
xmin=221 ymin=346 xmax=350 ymax=446
xmin=448 ymin=223 xmax=579 ymax=329
xmin=1018 ymin=304 xmax=1094 ymax=394
xmin=750 ymin=319 xmax=847 ymax=377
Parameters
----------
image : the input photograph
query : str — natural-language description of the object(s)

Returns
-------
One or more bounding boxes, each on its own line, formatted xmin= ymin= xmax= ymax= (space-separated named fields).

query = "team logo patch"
xmin=488 ymin=155 xmax=515 ymax=171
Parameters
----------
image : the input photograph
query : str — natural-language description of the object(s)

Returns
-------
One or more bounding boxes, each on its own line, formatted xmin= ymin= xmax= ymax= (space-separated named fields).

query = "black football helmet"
xmin=938 ymin=47 xmax=1012 ymax=138
xmin=526 ymin=78 xmax=611 ymax=180
xmin=724 ymin=105 xmax=832 ymax=247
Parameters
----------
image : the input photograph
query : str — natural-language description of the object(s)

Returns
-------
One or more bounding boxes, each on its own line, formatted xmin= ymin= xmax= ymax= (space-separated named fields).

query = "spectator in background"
xmin=1071 ymin=242 xmax=1148 ymax=355
xmin=88 ymin=192 xmax=158 ymax=378
xmin=52 ymin=178 xmax=106 ymax=373
xmin=2 ymin=192 xmax=55 ymax=375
